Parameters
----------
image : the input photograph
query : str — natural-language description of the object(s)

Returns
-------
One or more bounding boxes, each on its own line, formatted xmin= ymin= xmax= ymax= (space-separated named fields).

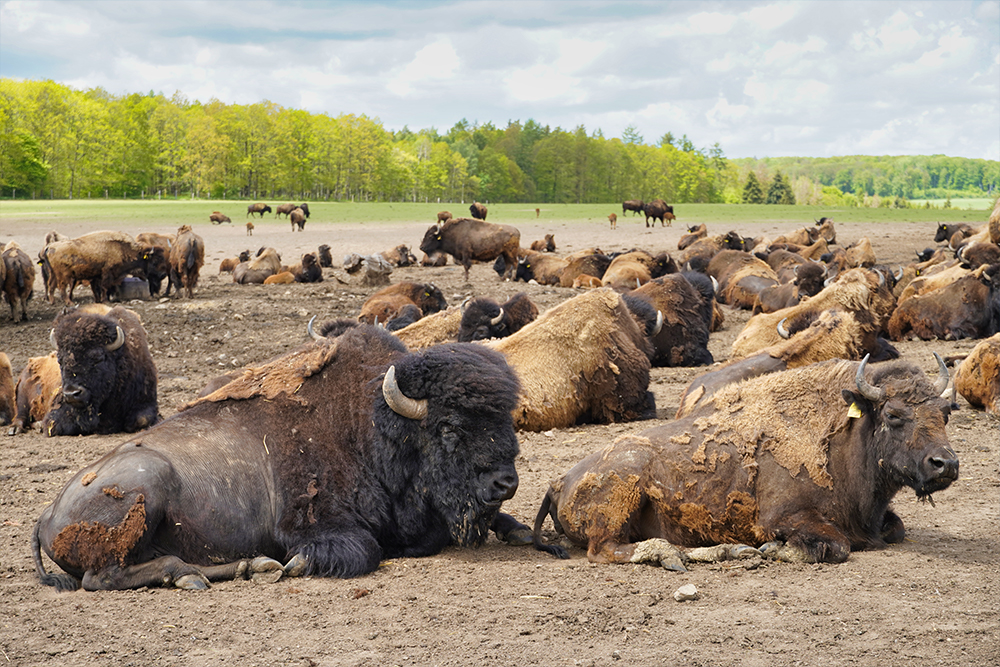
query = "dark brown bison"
xmin=558 ymin=250 xmax=612 ymax=287
xmin=290 ymin=208 xmax=307 ymax=232
xmin=209 ymin=212 xmax=232 ymax=224
xmin=678 ymin=224 xmax=707 ymax=251
xmin=534 ymin=356 xmax=957 ymax=567
xmin=469 ymin=201 xmax=488 ymax=220
xmin=7 ymin=352 xmax=61 ymax=435
xmin=358 ymin=282 xmax=447 ymax=326
xmin=953 ymin=333 xmax=1000 ymax=414
xmin=2 ymin=241 xmax=35 ymax=322
xmin=934 ymin=222 xmax=974 ymax=248
xmin=43 ymin=305 xmax=158 ymax=437
xmin=458 ymin=293 xmax=538 ymax=342
xmin=32 ymin=325 xmax=526 ymax=590
xmin=291 ymin=253 xmax=323 ymax=283
xmin=275 ymin=203 xmax=298 ymax=218
xmin=420 ymin=218 xmax=521 ymax=281
xmin=622 ymin=200 xmax=644 ymax=217
xmin=888 ymin=264 xmax=998 ymax=341
xmin=247 ymin=203 xmax=271 ymax=218
xmin=0 ymin=353 xmax=14 ymax=427
xmin=40 ymin=231 xmax=158 ymax=305
xmin=298 ymin=203 xmax=310 ymax=218
xmin=165 ymin=225 xmax=205 ymax=299
xmin=628 ymin=274 xmax=713 ymax=367
xmin=514 ymin=251 xmax=569 ymax=286
xmin=529 ymin=234 xmax=556 ymax=253
xmin=485 ymin=289 xmax=655 ymax=432
xmin=233 ymin=248 xmax=282 ymax=284
xmin=219 ymin=250 xmax=252 ymax=274
xmin=317 ymin=244 xmax=333 ymax=268
xmin=642 ymin=199 xmax=675 ymax=227
xmin=709 ymin=250 xmax=779 ymax=310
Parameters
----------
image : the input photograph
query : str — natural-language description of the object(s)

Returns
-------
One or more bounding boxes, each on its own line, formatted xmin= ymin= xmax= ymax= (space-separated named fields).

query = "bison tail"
xmin=32 ymin=519 xmax=80 ymax=592
xmin=532 ymin=490 xmax=569 ymax=559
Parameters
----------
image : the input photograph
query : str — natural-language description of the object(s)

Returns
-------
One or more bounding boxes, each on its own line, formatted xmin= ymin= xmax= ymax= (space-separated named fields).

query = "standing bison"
xmin=43 ymin=305 xmax=159 ymax=437
xmin=2 ymin=241 xmax=35 ymax=322
xmin=622 ymin=200 xmax=644 ymax=217
xmin=290 ymin=208 xmax=307 ymax=232
xmin=166 ymin=225 xmax=205 ymax=299
xmin=469 ymin=201 xmax=488 ymax=220
xmin=534 ymin=356 xmax=957 ymax=567
xmin=642 ymin=199 xmax=675 ymax=227
xmin=247 ymin=203 xmax=272 ymax=218
xmin=420 ymin=218 xmax=521 ymax=281
xmin=40 ymin=231 xmax=158 ymax=305
xmin=32 ymin=326 xmax=526 ymax=590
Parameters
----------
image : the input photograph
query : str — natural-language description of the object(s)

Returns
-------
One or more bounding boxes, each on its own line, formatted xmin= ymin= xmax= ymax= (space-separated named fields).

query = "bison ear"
xmin=841 ymin=390 xmax=871 ymax=418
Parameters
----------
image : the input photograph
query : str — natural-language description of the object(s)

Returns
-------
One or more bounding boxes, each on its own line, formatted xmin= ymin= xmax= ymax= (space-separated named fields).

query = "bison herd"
xmin=3 ymin=197 xmax=1000 ymax=592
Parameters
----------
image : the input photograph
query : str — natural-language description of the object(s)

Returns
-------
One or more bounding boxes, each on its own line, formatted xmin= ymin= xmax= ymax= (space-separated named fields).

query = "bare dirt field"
xmin=1 ymin=211 xmax=998 ymax=667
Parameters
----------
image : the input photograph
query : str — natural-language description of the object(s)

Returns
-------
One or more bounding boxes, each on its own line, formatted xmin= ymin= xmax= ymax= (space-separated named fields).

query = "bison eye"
xmin=884 ymin=412 xmax=906 ymax=428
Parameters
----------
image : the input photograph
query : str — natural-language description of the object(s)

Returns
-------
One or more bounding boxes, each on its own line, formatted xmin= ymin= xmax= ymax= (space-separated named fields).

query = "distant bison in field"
xmin=247 ymin=203 xmax=271 ymax=218
xmin=469 ymin=202 xmax=488 ymax=220
xmin=209 ymin=212 xmax=232 ymax=224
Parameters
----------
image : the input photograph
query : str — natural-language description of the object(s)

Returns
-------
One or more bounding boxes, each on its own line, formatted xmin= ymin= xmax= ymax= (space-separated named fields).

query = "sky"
xmin=1 ymin=0 xmax=998 ymax=161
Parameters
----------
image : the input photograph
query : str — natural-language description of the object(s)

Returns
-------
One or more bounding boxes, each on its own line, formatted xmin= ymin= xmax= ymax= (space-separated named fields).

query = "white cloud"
xmin=386 ymin=40 xmax=460 ymax=97
xmin=505 ymin=66 xmax=584 ymax=104
xmin=743 ymin=3 xmax=798 ymax=31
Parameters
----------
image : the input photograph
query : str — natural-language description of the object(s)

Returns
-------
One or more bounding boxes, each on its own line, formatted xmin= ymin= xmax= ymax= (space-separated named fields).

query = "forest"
xmin=1 ymin=78 xmax=997 ymax=205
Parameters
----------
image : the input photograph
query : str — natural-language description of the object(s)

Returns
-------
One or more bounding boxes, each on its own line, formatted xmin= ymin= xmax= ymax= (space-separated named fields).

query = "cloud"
xmin=386 ymin=40 xmax=460 ymax=97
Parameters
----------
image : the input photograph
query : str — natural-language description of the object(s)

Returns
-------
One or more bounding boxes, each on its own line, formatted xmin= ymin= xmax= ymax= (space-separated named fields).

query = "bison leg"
xmin=491 ymin=512 xmax=533 ymax=546
xmin=880 ymin=509 xmax=906 ymax=544
xmin=761 ymin=508 xmax=851 ymax=563
xmin=685 ymin=544 xmax=762 ymax=563
xmin=283 ymin=528 xmax=382 ymax=578
xmin=588 ymin=537 xmax=688 ymax=572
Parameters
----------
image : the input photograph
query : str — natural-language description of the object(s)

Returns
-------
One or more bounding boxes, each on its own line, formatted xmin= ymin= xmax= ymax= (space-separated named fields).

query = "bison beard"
xmin=33 ymin=327 xmax=524 ymax=590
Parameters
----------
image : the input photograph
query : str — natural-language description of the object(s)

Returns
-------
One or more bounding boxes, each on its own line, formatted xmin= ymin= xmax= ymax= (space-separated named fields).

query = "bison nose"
xmin=924 ymin=448 xmax=959 ymax=481
xmin=62 ymin=383 xmax=88 ymax=406
xmin=482 ymin=470 xmax=519 ymax=505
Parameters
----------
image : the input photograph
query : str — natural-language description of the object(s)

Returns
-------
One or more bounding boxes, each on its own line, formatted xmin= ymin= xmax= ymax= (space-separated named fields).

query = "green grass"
xmin=0 ymin=198 xmax=992 ymax=230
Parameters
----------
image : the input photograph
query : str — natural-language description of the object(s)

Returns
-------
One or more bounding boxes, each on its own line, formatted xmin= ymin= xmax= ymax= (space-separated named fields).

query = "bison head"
xmin=458 ymin=298 xmax=507 ymax=342
xmin=844 ymin=355 xmax=958 ymax=500
xmin=419 ymin=224 xmax=444 ymax=255
xmin=374 ymin=343 xmax=521 ymax=547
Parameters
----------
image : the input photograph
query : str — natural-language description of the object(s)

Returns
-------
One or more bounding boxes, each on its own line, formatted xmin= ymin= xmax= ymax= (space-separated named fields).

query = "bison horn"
xmin=105 ymin=325 xmax=125 ymax=352
xmin=49 ymin=328 xmax=57 ymax=349
xmin=710 ymin=276 xmax=719 ymax=294
xmin=933 ymin=352 xmax=950 ymax=395
xmin=877 ymin=270 xmax=885 ymax=288
xmin=652 ymin=310 xmax=663 ymax=336
xmin=382 ymin=365 xmax=428 ymax=420
xmin=894 ymin=266 xmax=903 ymax=281
xmin=855 ymin=354 xmax=885 ymax=403
xmin=777 ymin=318 xmax=791 ymax=339
xmin=307 ymin=315 xmax=324 ymax=341
xmin=490 ymin=308 xmax=504 ymax=326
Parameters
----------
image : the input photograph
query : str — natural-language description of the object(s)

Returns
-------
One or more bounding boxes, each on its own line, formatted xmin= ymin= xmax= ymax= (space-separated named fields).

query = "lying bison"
xmin=43 ymin=305 xmax=159 ymax=437
xmin=533 ymin=356 xmax=957 ymax=567
xmin=32 ymin=325 xmax=526 ymax=591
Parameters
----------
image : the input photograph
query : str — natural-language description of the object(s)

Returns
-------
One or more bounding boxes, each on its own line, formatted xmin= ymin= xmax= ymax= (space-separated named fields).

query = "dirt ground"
xmin=1 ymin=211 xmax=997 ymax=667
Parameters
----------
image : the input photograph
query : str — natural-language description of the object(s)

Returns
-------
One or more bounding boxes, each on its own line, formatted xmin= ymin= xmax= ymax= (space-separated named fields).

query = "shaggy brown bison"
xmin=358 ymin=282 xmax=447 ymax=326
xmin=420 ymin=218 xmax=521 ymax=281
xmin=0 ymin=353 xmax=14 ymax=427
xmin=642 ymin=199 xmax=675 ymax=227
xmin=458 ymin=293 xmax=538 ymax=342
xmin=209 ymin=212 xmax=232 ymax=224
xmin=534 ymin=356 xmax=957 ymax=567
xmin=2 ymin=241 xmax=35 ymax=322
xmin=7 ymin=352 xmax=61 ymax=435
xmin=469 ymin=201 xmax=488 ymax=220
xmin=290 ymin=208 xmax=307 ymax=232
xmin=44 ymin=305 xmax=159 ymax=437
xmin=275 ymin=203 xmax=298 ymax=218
xmin=247 ymin=203 xmax=272 ymax=218
xmin=953 ymin=333 xmax=1000 ymax=414
xmin=32 ymin=326 xmax=526 ymax=590
xmin=165 ymin=225 xmax=204 ymax=299
xmin=40 ymin=231 xmax=158 ymax=305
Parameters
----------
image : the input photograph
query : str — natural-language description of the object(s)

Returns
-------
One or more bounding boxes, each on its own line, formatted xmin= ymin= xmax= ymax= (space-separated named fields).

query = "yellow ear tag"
xmin=847 ymin=403 xmax=863 ymax=419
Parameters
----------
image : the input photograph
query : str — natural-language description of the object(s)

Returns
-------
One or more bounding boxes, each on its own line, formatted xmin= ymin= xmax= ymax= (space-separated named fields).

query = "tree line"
xmin=1 ymin=78 xmax=996 ymax=205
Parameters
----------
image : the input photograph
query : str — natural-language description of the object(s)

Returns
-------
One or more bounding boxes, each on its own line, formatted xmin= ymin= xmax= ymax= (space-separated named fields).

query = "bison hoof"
xmin=249 ymin=557 xmax=284 ymax=583
xmin=630 ymin=538 xmax=689 ymax=572
xmin=284 ymin=554 xmax=308 ymax=578
xmin=174 ymin=573 xmax=210 ymax=590
xmin=499 ymin=527 xmax=534 ymax=547
xmin=759 ymin=541 xmax=812 ymax=563
xmin=686 ymin=544 xmax=761 ymax=563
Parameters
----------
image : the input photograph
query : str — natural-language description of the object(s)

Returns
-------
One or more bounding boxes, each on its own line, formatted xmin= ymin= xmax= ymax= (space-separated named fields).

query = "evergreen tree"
xmin=742 ymin=171 xmax=764 ymax=203
xmin=766 ymin=171 xmax=796 ymax=205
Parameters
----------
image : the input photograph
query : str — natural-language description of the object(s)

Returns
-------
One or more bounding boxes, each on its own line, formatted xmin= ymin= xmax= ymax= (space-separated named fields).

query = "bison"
xmin=678 ymin=224 xmax=707 ymax=251
xmin=622 ymin=200 xmax=644 ymax=217
xmin=32 ymin=325 xmax=527 ymax=590
xmin=7 ymin=352 xmax=61 ymax=435
xmin=887 ymin=265 xmax=998 ymax=341
xmin=392 ymin=307 xmax=465 ymax=351
xmin=608 ymin=213 xmax=617 ymax=229
xmin=40 ymin=231 xmax=157 ymax=305
xmin=233 ymin=248 xmax=282 ymax=284
xmin=529 ymin=234 xmax=556 ymax=253
xmin=642 ymin=199 xmax=675 ymax=227
xmin=358 ymin=282 xmax=447 ymax=326
xmin=469 ymin=201 xmax=488 ymax=220
xmin=419 ymin=218 xmax=521 ymax=281
xmin=458 ymin=293 xmax=538 ymax=342
xmin=515 ymin=251 xmax=569 ymax=286
xmin=247 ymin=203 xmax=271 ymax=218
xmin=437 ymin=210 xmax=453 ymax=223
xmin=484 ymin=289 xmax=655 ymax=432
xmin=219 ymin=250 xmax=252 ymax=273
xmin=317 ymin=244 xmax=333 ymax=268
xmin=628 ymin=274 xmax=713 ymax=367
xmin=379 ymin=245 xmax=417 ymax=267
xmin=953 ymin=333 xmax=1000 ymax=414
xmin=275 ymin=203 xmax=298 ymax=218
xmin=246 ymin=221 xmax=255 ymax=236
xmin=165 ymin=225 xmax=205 ymax=299
xmin=43 ymin=305 xmax=159 ymax=437
xmin=533 ymin=356 xmax=957 ymax=567
xmin=292 ymin=253 xmax=323 ymax=283
xmin=209 ymin=212 xmax=232 ymax=224
xmin=2 ymin=241 xmax=35 ymax=322
xmin=0 ymin=352 xmax=14 ymax=427
xmin=290 ymin=208 xmax=307 ymax=232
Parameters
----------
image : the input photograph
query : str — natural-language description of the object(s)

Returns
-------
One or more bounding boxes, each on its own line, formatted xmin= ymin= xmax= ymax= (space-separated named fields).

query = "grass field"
xmin=0 ymin=198 xmax=994 ymax=233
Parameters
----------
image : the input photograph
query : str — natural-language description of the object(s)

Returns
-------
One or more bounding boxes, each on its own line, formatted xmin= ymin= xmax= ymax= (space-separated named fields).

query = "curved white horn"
xmin=933 ymin=352 xmax=950 ymax=395
xmin=652 ymin=310 xmax=663 ymax=336
xmin=855 ymin=354 xmax=885 ymax=403
xmin=777 ymin=318 xmax=791 ymax=339
xmin=105 ymin=325 xmax=125 ymax=352
xmin=382 ymin=365 xmax=428 ymax=420
xmin=490 ymin=307 xmax=504 ymax=326
xmin=50 ymin=328 xmax=57 ymax=349
xmin=307 ymin=315 xmax=324 ymax=341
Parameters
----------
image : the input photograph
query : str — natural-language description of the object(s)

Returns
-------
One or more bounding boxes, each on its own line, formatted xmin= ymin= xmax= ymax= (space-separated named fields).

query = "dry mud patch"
xmin=0 ymin=215 xmax=997 ymax=666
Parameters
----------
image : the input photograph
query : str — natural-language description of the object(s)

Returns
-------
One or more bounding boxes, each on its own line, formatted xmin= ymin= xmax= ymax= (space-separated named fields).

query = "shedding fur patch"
xmin=181 ymin=340 xmax=339 ymax=409
xmin=51 ymin=494 xmax=147 ymax=571
xmin=699 ymin=361 xmax=859 ymax=489
xmin=81 ymin=472 xmax=97 ymax=486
